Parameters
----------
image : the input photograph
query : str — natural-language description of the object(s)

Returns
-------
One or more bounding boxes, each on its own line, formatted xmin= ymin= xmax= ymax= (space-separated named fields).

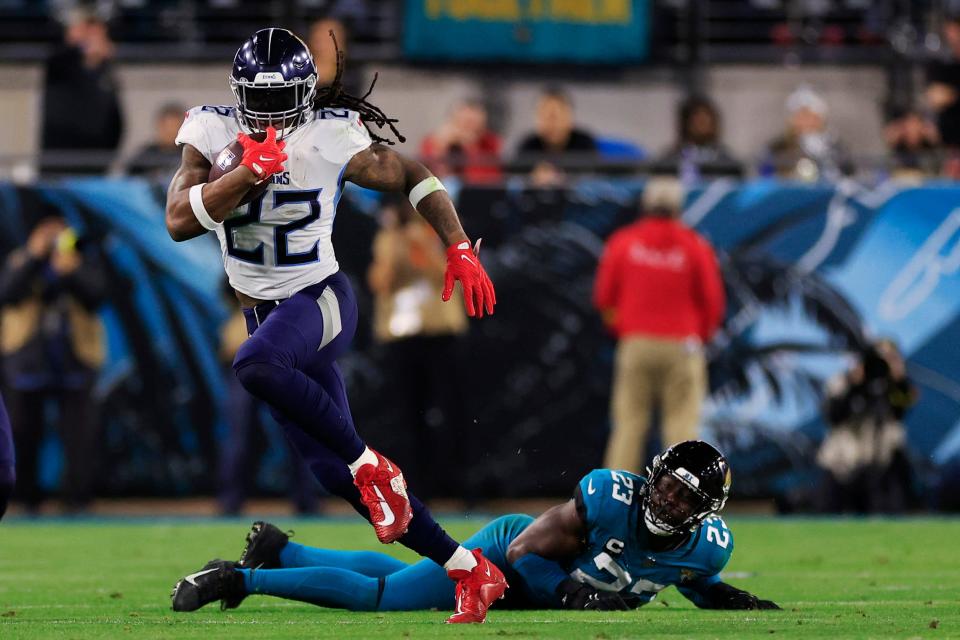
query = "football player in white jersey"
xmin=165 ymin=28 xmax=504 ymax=623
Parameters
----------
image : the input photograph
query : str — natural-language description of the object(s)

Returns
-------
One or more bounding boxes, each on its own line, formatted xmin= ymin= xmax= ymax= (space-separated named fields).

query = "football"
xmin=208 ymin=131 xmax=270 ymax=206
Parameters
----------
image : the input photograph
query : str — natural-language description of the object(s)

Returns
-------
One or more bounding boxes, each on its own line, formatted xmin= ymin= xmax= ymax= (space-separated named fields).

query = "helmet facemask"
xmin=230 ymin=74 xmax=317 ymax=138
xmin=642 ymin=459 xmax=727 ymax=536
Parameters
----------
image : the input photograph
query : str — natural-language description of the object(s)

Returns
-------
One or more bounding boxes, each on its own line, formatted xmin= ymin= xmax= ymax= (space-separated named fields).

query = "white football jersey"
xmin=175 ymin=105 xmax=372 ymax=300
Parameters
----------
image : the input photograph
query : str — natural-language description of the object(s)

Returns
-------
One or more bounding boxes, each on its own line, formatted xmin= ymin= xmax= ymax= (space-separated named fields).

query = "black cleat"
xmin=171 ymin=559 xmax=246 ymax=612
xmin=238 ymin=521 xmax=291 ymax=569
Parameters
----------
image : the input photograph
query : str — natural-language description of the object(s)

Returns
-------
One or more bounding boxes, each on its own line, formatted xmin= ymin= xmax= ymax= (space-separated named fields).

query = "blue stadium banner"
xmin=402 ymin=0 xmax=651 ymax=63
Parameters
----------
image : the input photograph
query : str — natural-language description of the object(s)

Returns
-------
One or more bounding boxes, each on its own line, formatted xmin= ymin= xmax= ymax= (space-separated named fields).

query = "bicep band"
xmin=189 ymin=183 xmax=219 ymax=230
xmin=408 ymin=176 xmax=447 ymax=210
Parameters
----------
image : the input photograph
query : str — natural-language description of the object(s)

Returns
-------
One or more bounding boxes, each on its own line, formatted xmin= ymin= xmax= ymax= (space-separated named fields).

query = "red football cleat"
xmin=445 ymin=549 xmax=509 ymax=624
xmin=353 ymin=449 xmax=413 ymax=544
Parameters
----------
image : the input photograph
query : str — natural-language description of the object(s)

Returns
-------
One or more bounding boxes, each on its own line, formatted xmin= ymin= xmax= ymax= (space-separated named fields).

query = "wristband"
xmin=189 ymin=183 xmax=219 ymax=230
xmin=408 ymin=176 xmax=446 ymax=210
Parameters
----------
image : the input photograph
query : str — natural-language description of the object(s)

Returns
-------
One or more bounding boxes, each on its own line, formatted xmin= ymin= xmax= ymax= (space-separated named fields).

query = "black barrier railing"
xmin=1 ymin=149 xmax=953 ymax=184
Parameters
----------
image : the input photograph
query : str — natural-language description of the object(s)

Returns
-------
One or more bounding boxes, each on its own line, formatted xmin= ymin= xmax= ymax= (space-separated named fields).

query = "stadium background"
xmin=0 ymin=0 xmax=958 ymax=513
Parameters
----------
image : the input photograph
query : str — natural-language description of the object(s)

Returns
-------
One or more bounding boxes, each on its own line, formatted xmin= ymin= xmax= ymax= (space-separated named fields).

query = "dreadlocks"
xmin=313 ymin=30 xmax=406 ymax=145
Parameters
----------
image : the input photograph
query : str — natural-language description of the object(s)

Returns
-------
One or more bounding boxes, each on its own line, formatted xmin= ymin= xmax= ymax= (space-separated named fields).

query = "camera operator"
xmin=816 ymin=339 xmax=917 ymax=513
xmin=0 ymin=217 xmax=108 ymax=512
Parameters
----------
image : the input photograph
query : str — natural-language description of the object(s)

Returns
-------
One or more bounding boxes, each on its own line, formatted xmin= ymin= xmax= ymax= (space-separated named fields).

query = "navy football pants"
xmin=233 ymin=272 xmax=458 ymax=566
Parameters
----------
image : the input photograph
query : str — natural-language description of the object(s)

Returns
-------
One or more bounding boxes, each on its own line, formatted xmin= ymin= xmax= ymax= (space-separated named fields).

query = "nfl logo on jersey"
xmin=216 ymin=148 xmax=236 ymax=170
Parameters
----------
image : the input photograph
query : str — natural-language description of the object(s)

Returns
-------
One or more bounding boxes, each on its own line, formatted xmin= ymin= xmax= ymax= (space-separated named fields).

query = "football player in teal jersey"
xmin=171 ymin=441 xmax=779 ymax=613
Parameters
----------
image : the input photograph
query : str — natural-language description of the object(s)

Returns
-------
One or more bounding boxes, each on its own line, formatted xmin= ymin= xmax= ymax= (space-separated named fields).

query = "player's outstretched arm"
xmin=506 ymin=499 xmax=639 ymax=611
xmin=345 ymin=144 xmax=496 ymax=317
xmin=503 ymin=500 xmax=588 ymax=606
xmin=506 ymin=499 xmax=586 ymax=563
xmin=165 ymin=144 xmax=258 ymax=242
xmin=345 ymin=144 xmax=467 ymax=245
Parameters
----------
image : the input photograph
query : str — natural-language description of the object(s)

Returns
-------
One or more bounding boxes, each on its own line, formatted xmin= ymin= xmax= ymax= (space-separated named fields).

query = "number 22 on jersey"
xmin=225 ymin=189 xmax=323 ymax=266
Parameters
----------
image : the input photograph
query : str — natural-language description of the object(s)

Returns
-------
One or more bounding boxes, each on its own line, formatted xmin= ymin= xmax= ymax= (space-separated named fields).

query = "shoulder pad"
xmin=697 ymin=515 xmax=735 ymax=574
xmin=175 ymin=106 xmax=239 ymax=163
xmin=311 ymin=109 xmax=372 ymax=165
xmin=577 ymin=469 xmax=641 ymax=528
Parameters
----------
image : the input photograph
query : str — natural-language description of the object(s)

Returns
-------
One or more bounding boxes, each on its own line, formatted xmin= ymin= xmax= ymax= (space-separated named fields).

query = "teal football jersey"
xmin=565 ymin=469 xmax=734 ymax=606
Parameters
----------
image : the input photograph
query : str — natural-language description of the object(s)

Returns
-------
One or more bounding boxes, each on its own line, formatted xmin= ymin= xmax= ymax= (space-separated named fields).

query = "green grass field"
xmin=0 ymin=516 xmax=957 ymax=639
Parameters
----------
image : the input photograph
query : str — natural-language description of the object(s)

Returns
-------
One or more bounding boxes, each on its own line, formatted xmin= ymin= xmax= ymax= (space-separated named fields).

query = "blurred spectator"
xmin=0 ymin=217 xmax=108 ymax=512
xmin=593 ymin=178 xmax=725 ymax=473
xmin=308 ymin=16 xmax=363 ymax=96
xmin=217 ymin=292 xmax=320 ymax=516
xmin=126 ymin=102 xmax=186 ymax=183
xmin=926 ymin=15 xmax=960 ymax=149
xmin=816 ymin=339 xmax=917 ymax=513
xmin=762 ymin=86 xmax=851 ymax=181
xmin=655 ymin=95 xmax=742 ymax=179
xmin=883 ymin=107 xmax=941 ymax=180
xmin=516 ymin=86 xmax=597 ymax=182
xmin=367 ymin=197 xmax=467 ymax=500
xmin=420 ymin=99 xmax=502 ymax=184
xmin=40 ymin=7 xmax=123 ymax=175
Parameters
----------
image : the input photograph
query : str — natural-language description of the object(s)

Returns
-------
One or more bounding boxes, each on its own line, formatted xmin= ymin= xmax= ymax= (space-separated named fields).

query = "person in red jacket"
xmin=593 ymin=177 xmax=725 ymax=473
xmin=420 ymin=99 xmax=502 ymax=184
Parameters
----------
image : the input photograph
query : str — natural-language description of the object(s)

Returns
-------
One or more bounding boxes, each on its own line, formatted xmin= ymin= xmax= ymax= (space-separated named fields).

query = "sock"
xmin=239 ymin=566 xmax=381 ymax=611
xmin=347 ymin=446 xmax=378 ymax=476
xmin=442 ymin=545 xmax=478 ymax=573
xmin=396 ymin=498 xmax=460 ymax=567
xmin=279 ymin=541 xmax=408 ymax=577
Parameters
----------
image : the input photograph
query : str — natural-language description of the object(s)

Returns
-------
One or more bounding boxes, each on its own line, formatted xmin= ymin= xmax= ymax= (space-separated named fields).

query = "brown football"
xmin=208 ymin=131 xmax=269 ymax=206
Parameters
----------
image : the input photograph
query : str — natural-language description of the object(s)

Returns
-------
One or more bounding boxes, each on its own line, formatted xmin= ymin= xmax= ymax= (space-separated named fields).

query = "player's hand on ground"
xmin=707 ymin=582 xmax=780 ymax=610
xmin=237 ymin=126 xmax=288 ymax=181
xmin=558 ymin=578 xmax=636 ymax=611
xmin=442 ymin=238 xmax=496 ymax=318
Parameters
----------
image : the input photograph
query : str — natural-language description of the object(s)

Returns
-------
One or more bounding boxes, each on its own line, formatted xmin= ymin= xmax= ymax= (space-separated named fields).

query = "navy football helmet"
xmin=641 ymin=440 xmax=731 ymax=536
xmin=229 ymin=28 xmax=317 ymax=136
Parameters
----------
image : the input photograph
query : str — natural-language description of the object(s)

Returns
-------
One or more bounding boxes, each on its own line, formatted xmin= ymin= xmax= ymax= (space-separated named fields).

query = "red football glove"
xmin=442 ymin=239 xmax=496 ymax=318
xmin=237 ymin=125 xmax=287 ymax=181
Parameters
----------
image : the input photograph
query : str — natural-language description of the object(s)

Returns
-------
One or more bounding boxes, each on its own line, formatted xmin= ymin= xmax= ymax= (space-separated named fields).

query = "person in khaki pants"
xmin=594 ymin=178 xmax=725 ymax=473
